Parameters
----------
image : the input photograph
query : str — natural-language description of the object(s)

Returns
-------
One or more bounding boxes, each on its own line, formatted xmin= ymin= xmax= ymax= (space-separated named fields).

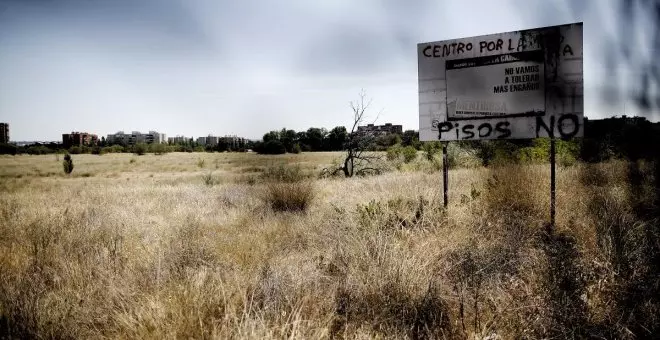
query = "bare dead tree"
xmin=323 ymin=89 xmax=384 ymax=177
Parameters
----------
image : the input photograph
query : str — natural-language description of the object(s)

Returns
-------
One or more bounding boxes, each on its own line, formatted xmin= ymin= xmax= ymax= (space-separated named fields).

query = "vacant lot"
xmin=1 ymin=152 xmax=658 ymax=339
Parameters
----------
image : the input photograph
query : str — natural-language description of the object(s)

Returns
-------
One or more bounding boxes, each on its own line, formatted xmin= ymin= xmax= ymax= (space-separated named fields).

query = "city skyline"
xmin=1 ymin=0 xmax=659 ymax=141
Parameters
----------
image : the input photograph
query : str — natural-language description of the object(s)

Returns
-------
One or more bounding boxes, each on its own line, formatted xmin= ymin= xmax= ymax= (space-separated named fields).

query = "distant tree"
xmin=402 ymin=130 xmax=421 ymax=149
xmin=255 ymin=140 xmax=286 ymax=154
xmin=279 ymin=128 xmax=297 ymax=153
xmin=295 ymin=131 xmax=310 ymax=151
xmin=322 ymin=90 xmax=384 ymax=177
xmin=263 ymin=131 xmax=280 ymax=143
xmin=305 ymin=127 xmax=327 ymax=151
xmin=325 ymin=126 xmax=347 ymax=151
xmin=0 ymin=143 xmax=18 ymax=155
xmin=370 ymin=133 xmax=401 ymax=151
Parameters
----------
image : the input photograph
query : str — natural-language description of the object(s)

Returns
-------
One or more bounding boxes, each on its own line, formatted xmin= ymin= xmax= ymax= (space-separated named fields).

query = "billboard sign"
xmin=418 ymin=23 xmax=583 ymax=141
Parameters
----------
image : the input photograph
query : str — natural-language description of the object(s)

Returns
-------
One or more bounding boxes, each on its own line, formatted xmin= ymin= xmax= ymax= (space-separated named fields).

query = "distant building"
xmin=206 ymin=135 xmax=219 ymax=146
xmin=168 ymin=136 xmax=190 ymax=145
xmin=356 ymin=123 xmax=403 ymax=136
xmin=0 ymin=123 xmax=8 ymax=143
xmin=62 ymin=131 xmax=98 ymax=148
xmin=196 ymin=135 xmax=221 ymax=146
xmin=107 ymin=130 xmax=166 ymax=145
xmin=221 ymin=135 xmax=246 ymax=149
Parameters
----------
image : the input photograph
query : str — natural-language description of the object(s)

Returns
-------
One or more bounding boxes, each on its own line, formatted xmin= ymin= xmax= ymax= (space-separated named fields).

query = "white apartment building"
xmin=197 ymin=135 xmax=219 ymax=146
xmin=168 ymin=136 xmax=189 ymax=144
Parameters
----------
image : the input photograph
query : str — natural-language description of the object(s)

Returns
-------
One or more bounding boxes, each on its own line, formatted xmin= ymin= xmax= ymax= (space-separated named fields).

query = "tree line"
xmin=0 ymin=116 xmax=658 ymax=164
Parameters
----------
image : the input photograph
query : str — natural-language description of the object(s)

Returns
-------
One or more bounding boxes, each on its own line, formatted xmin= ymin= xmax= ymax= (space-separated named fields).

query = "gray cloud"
xmin=0 ymin=0 xmax=657 ymax=141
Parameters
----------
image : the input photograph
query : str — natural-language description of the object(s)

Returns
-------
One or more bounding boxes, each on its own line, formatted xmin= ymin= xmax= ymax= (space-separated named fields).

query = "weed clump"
xmin=260 ymin=164 xmax=315 ymax=212
xmin=62 ymin=154 xmax=74 ymax=174
xmin=201 ymin=171 xmax=215 ymax=187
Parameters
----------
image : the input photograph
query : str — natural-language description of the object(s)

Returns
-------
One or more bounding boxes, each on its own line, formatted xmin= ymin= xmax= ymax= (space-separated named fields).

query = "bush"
xmin=24 ymin=145 xmax=52 ymax=155
xmin=90 ymin=146 xmax=102 ymax=155
xmin=261 ymin=164 xmax=308 ymax=183
xmin=386 ymin=145 xmax=402 ymax=161
xmin=291 ymin=143 xmax=302 ymax=154
xmin=402 ymin=146 xmax=418 ymax=163
xmin=422 ymin=142 xmax=441 ymax=161
xmin=62 ymin=154 xmax=74 ymax=174
xmin=260 ymin=164 xmax=315 ymax=212
xmin=151 ymin=143 xmax=168 ymax=155
xmin=201 ymin=171 xmax=215 ymax=186
xmin=0 ymin=143 xmax=18 ymax=155
xmin=262 ymin=181 xmax=315 ymax=212
xmin=68 ymin=146 xmax=82 ymax=154
xmin=133 ymin=143 xmax=147 ymax=156
xmin=197 ymin=158 xmax=205 ymax=168
xmin=102 ymin=145 xmax=124 ymax=153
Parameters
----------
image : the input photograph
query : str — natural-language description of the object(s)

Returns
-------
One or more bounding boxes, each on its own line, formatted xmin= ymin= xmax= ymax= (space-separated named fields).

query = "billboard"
xmin=418 ymin=23 xmax=583 ymax=141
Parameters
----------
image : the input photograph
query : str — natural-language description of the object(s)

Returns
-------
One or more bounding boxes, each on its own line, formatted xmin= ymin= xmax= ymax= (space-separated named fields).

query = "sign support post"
xmin=443 ymin=142 xmax=449 ymax=208
xmin=550 ymin=137 xmax=556 ymax=230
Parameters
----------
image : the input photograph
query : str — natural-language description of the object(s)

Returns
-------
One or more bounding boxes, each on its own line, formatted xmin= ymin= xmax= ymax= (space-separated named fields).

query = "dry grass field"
xmin=0 ymin=152 xmax=658 ymax=339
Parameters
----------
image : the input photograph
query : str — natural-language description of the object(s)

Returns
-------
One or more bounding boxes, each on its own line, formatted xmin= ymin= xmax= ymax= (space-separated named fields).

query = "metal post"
xmin=550 ymin=137 xmax=556 ymax=229
xmin=443 ymin=142 xmax=448 ymax=208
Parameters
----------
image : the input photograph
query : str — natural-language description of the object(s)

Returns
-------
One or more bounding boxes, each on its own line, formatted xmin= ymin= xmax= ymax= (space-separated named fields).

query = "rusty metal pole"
xmin=550 ymin=137 xmax=556 ymax=229
xmin=443 ymin=142 xmax=448 ymax=208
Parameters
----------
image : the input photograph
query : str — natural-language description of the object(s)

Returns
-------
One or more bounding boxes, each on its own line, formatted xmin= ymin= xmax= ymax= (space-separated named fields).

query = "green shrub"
xmin=422 ymin=142 xmax=441 ymax=161
xmin=151 ymin=143 xmax=168 ymax=155
xmin=68 ymin=146 xmax=82 ymax=155
xmin=402 ymin=146 xmax=418 ymax=163
xmin=91 ymin=146 xmax=102 ymax=155
xmin=386 ymin=145 xmax=402 ymax=161
xmin=102 ymin=145 xmax=124 ymax=153
xmin=133 ymin=143 xmax=147 ymax=156
xmin=291 ymin=143 xmax=302 ymax=154
xmin=62 ymin=154 xmax=74 ymax=174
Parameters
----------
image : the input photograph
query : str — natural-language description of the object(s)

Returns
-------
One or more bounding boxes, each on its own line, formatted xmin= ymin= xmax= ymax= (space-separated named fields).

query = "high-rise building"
xmin=107 ymin=130 xmax=165 ymax=145
xmin=62 ymin=131 xmax=98 ymax=148
xmin=356 ymin=123 xmax=403 ymax=136
xmin=0 ymin=123 xmax=8 ymax=143
xmin=168 ymin=136 xmax=190 ymax=145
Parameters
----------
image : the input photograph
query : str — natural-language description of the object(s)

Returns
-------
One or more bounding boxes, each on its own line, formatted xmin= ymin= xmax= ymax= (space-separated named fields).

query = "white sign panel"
xmin=418 ymin=23 xmax=583 ymax=141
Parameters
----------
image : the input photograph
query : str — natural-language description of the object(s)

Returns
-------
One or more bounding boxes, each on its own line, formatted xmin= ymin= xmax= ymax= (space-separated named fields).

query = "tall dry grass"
xmin=0 ymin=153 xmax=658 ymax=339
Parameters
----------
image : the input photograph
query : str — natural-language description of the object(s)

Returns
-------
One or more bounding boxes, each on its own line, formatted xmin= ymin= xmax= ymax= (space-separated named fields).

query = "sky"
xmin=0 ymin=0 xmax=658 ymax=141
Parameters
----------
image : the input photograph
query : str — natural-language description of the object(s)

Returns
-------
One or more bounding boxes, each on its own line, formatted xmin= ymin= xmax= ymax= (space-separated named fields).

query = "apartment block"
xmin=0 ymin=123 xmax=8 ymax=143
xmin=62 ymin=131 xmax=98 ymax=148
xmin=107 ymin=130 xmax=166 ymax=145
xmin=356 ymin=123 xmax=403 ymax=136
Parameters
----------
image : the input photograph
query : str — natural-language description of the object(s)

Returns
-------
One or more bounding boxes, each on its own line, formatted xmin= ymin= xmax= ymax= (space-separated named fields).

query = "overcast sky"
xmin=0 ymin=0 xmax=658 ymax=141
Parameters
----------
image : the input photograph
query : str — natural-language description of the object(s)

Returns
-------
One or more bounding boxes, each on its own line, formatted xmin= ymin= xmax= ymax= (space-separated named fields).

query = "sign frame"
xmin=418 ymin=22 xmax=584 ymax=142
